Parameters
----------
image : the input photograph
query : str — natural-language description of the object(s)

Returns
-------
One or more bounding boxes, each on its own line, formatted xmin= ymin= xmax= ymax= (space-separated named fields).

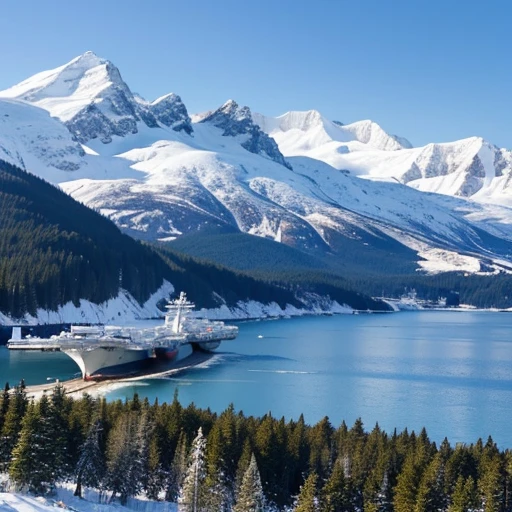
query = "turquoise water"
xmin=1 ymin=311 xmax=512 ymax=446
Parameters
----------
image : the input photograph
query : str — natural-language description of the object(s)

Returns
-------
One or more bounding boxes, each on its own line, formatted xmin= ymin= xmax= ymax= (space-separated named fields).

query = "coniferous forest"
xmin=0 ymin=159 xmax=387 ymax=319
xmin=0 ymin=383 xmax=511 ymax=511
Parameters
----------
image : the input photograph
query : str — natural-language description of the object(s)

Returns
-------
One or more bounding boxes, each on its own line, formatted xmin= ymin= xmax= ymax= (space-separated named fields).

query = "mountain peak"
xmin=343 ymin=119 xmax=413 ymax=150
xmin=214 ymin=99 xmax=252 ymax=122
xmin=201 ymin=100 xmax=291 ymax=169
xmin=149 ymin=92 xmax=192 ymax=134
xmin=0 ymin=54 xmax=193 ymax=143
xmin=69 ymin=50 xmax=105 ymax=66
xmin=221 ymin=99 xmax=239 ymax=110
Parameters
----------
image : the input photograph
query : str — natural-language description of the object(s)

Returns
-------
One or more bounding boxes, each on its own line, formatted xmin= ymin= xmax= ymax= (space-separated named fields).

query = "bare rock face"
xmin=201 ymin=100 xmax=292 ymax=169
xmin=149 ymin=93 xmax=193 ymax=134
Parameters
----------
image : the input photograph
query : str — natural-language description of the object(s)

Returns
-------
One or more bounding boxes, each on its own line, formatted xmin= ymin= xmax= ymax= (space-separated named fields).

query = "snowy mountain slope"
xmin=58 ymin=118 xmax=512 ymax=273
xmin=0 ymin=98 xmax=85 ymax=173
xmin=252 ymin=110 xmax=412 ymax=152
xmin=0 ymin=98 xmax=143 ymax=184
xmin=3 ymin=53 xmax=512 ymax=276
xmin=255 ymin=111 xmax=512 ymax=203
xmin=0 ymin=51 xmax=192 ymax=144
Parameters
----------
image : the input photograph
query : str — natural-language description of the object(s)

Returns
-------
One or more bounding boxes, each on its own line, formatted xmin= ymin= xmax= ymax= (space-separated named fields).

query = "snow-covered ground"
xmin=0 ymin=281 xmax=174 ymax=326
xmin=0 ymin=490 xmax=176 ymax=511
xmin=0 ymin=290 xmax=353 ymax=326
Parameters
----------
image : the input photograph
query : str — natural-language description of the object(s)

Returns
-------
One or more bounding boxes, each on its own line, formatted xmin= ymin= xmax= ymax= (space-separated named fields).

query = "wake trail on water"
xmin=247 ymin=369 xmax=317 ymax=375
xmin=169 ymin=378 xmax=256 ymax=384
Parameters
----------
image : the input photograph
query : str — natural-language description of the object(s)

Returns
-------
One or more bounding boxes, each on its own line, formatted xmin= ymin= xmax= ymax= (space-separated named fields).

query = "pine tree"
xmin=0 ymin=383 xmax=10 ymax=433
xmin=179 ymin=427 xmax=208 ymax=512
xmin=294 ymin=472 xmax=319 ymax=512
xmin=393 ymin=455 xmax=420 ymax=512
xmin=233 ymin=453 xmax=265 ymax=512
xmin=0 ymin=383 xmax=27 ymax=472
xmin=320 ymin=460 xmax=351 ymax=512
xmin=449 ymin=475 xmax=477 ymax=512
xmin=105 ymin=412 xmax=142 ymax=505
xmin=74 ymin=420 xmax=106 ymax=498
xmin=415 ymin=453 xmax=447 ymax=512
xmin=9 ymin=401 xmax=54 ymax=494
xmin=167 ymin=429 xmax=188 ymax=501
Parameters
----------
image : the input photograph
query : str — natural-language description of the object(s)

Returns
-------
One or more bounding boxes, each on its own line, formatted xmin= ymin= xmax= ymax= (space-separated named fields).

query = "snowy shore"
xmin=0 ymin=280 xmax=354 ymax=326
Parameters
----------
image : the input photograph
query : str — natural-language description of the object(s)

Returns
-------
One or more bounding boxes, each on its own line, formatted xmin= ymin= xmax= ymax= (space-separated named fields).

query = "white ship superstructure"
xmin=7 ymin=292 xmax=238 ymax=380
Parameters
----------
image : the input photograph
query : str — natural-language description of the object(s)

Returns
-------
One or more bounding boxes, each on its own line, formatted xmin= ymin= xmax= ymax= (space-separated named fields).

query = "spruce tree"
xmin=449 ymin=475 xmax=477 ymax=512
xmin=167 ymin=429 xmax=188 ymax=501
xmin=146 ymin=434 xmax=167 ymax=500
xmin=205 ymin=421 xmax=231 ymax=511
xmin=47 ymin=384 xmax=73 ymax=479
xmin=105 ymin=412 xmax=141 ymax=505
xmin=0 ymin=383 xmax=10 ymax=433
xmin=320 ymin=460 xmax=351 ymax=512
xmin=9 ymin=401 xmax=54 ymax=494
xmin=294 ymin=472 xmax=319 ymax=512
xmin=236 ymin=438 xmax=254 ymax=495
xmin=0 ymin=383 xmax=27 ymax=472
xmin=479 ymin=456 xmax=504 ymax=512
xmin=393 ymin=455 xmax=420 ymax=512
xmin=233 ymin=453 xmax=265 ymax=512
xmin=415 ymin=453 xmax=447 ymax=512
xmin=74 ymin=420 xmax=106 ymax=498
xmin=179 ymin=427 xmax=208 ymax=512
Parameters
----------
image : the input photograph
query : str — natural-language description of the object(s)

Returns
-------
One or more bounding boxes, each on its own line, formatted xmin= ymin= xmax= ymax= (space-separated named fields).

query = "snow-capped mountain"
xmin=2 ymin=52 xmax=512 ymax=277
xmin=253 ymin=110 xmax=412 ymax=152
xmin=254 ymin=110 xmax=512 ymax=205
xmin=0 ymin=51 xmax=192 ymax=144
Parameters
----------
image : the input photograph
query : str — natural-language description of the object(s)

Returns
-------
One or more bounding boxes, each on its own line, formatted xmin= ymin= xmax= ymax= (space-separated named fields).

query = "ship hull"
xmin=154 ymin=347 xmax=179 ymax=360
xmin=63 ymin=347 xmax=152 ymax=381
xmin=193 ymin=340 xmax=222 ymax=351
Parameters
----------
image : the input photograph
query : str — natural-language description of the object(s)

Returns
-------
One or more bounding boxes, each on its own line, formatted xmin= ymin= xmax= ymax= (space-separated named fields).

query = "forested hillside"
xmin=170 ymin=229 xmax=512 ymax=309
xmin=0 ymin=159 xmax=173 ymax=317
xmin=0 ymin=160 xmax=386 ymax=319
xmin=348 ymin=272 xmax=512 ymax=309
xmin=1 ymin=385 xmax=510 ymax=510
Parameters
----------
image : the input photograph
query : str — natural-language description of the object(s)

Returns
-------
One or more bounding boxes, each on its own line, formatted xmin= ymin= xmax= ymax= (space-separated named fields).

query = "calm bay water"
xmin=1 ymin=311 xmax=512 ymax=446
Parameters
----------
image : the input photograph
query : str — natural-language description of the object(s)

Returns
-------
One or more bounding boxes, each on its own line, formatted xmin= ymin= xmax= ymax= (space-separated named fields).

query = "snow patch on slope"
xmin=417 ymin=248 xmax=481 ymax=274
xmin=0 ymin=281 xmax=174 ymax=326
xmin=0 ymin=99 xmax=85 ymax=172
xmin=193 ymin=296 xmax=352 ymax=320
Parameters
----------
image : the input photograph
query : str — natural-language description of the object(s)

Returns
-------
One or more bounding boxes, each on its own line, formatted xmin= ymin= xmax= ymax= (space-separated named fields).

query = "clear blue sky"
xmin=1 ymin=0 xmax=510 ymax=148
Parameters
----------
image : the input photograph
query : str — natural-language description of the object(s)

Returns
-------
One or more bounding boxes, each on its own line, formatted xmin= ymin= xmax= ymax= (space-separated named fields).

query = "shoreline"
xmin=20 ymin=351 xmax=214 ymax=400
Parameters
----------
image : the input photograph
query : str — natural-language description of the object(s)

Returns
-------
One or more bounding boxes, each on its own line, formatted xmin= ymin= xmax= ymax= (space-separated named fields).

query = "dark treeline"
xmin=161 ymin=249 xmax=389 ymax=313
xmin=168 ymin=225 xmax=512 ymax=311
xmin=1 ymin=383 xmax=511 ymax=511
xmin=0 ymin=159 xmax=170 ymax=316
xmin=0 ymin=159 xmax=385 ymax=319
xmin=348 ymin=272 xmax=512 ymax=310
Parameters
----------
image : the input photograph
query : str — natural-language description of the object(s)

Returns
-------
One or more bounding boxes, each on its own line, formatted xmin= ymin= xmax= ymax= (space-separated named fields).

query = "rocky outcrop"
xmin=201 ymin=100 xmax=292 ymax=169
